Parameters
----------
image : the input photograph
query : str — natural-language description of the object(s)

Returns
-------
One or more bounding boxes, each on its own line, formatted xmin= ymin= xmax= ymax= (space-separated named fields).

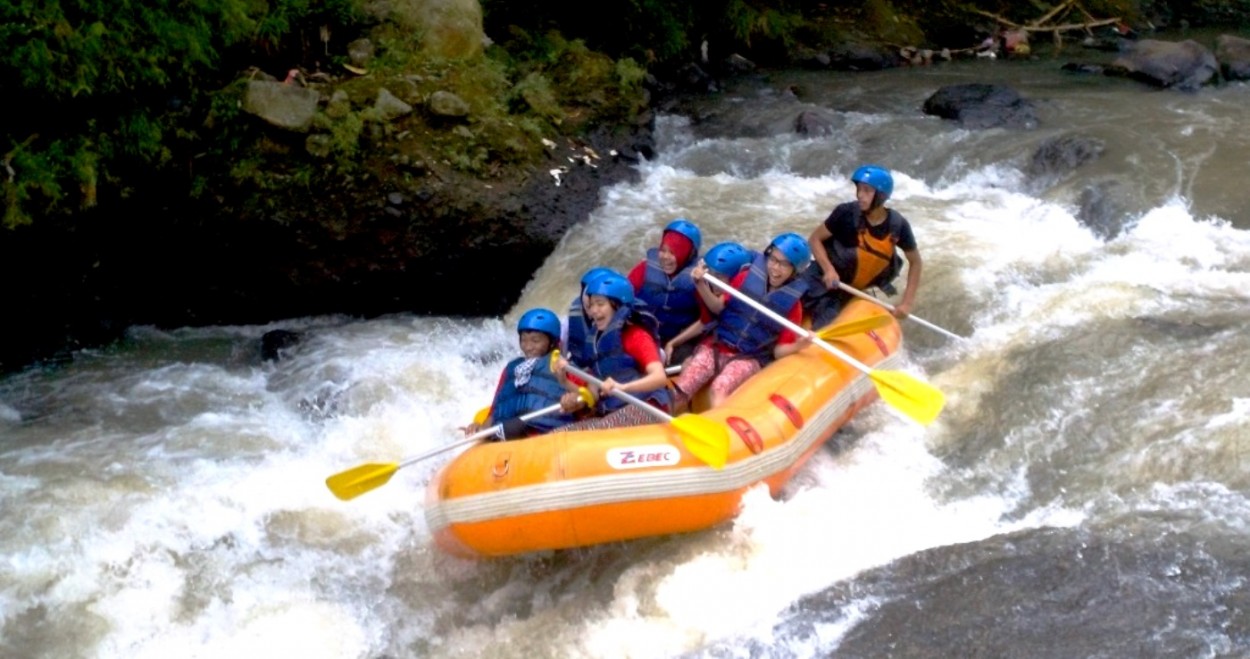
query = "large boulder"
xmin=242 ymin=81 xmax=321 ymax=132
xmin=1108 ymin=39 xmax=1218 ymax=90
xmin=1216 ymin=34 xmax=1250 ymax=81
xmin=1026 ymin=135 xmax=1106 ymax=181
xmin=922 ymin=83 xmax=1038 ymax=130
xmin=367 ymin=0 xmax=485 ymax=60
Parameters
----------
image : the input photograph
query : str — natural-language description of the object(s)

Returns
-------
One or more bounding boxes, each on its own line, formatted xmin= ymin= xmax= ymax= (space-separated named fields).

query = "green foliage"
xmin=722 ymin=0 xmax=805 ymax=48
xmin=0 ymin=0 xmax=365 ymax=228
xmin=481 ymin=0 xmax=694 ymax=63
xmin=861 ymin=0 xmax=925 ymax=45
xmin=512 ymin=73 xmax=564 ymax=121
xmin=328 ymin=112 xmax=365 ymax=157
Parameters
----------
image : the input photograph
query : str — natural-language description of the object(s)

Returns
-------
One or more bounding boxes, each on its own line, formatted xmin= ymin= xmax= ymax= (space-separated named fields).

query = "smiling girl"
xmin=554 ymin=274 xmax=672 ymax=431
xmin=670 ymin=232 xmax=813 ymax=411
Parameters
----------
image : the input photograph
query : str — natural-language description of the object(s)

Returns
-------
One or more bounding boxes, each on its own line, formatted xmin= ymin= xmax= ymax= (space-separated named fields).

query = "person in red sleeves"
xmin=670 ymin=233 xmax=813 ymax=411
xmin=553 ymin=275 xmax=671 ymax=432
xmin=661 ymin=241 xmax=753 ymax=365
xmin=626 ymin=218 xmax=703 ymax=363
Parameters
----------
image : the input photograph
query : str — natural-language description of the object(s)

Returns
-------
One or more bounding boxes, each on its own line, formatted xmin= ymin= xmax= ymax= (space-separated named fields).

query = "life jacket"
xmin=589 ymin=305 xmax=670 ymax=414
xmin=491 ymin=353 xmax=576 ymax=434
xmin=637 ymin=248 xmax=699 ymax=343
xmin=849 ymin=208 xmax=906 ymax=289
xmin=715 ymin=253 xmax=808 ymax=359
xmin=565 ymin=294 xmax=596 ymax=366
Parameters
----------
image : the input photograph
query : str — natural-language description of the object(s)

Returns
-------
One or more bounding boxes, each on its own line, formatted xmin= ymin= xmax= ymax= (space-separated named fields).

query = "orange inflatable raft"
xmin=425 ymin=299 xmax=903 ymax=558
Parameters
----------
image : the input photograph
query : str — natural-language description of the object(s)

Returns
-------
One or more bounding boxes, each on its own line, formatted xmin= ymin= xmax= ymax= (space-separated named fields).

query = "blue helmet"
xmin=585 ymin=274 xmax=635 ymax=306
xmin=768 ymin=232 xmax=812 ymax=269
xmin=704 ymin=241 xmax=752 ymax=278
xmin=580 ymin=267 xmax=620 ymax=291
xmin=851 ymin=164 xmax=894 ymax=201
xmin=517 ymin=308 xmax=561 ymax=341
xmin=663 ymin=218 xmax=702 ymax=255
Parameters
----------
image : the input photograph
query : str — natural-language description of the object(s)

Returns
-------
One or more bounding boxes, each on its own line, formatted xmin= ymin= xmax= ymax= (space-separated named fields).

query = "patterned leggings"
xmin=672 ymin=342 xmax=761 ymax=403
xmin=556 ymin=404 xmax=659 ymax=432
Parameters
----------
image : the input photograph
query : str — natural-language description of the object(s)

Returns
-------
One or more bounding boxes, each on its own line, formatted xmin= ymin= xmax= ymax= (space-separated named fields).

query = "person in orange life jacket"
xmin=670 ymin=233 xmax=814 ymax=411
xmin=461 ymin=308 xmax=577 ymax=440
xmin=801 ymin=164 xmax=924 ymax=330
xmin=626 ymin=218 xmax=703 ymax=364
xmin=563 ymin=266 xmax=622 ymax=367
xmin=662 ymin=241 xmax=753 ymax=365
xmin=553 ymin=275 xmax=672 ymax=432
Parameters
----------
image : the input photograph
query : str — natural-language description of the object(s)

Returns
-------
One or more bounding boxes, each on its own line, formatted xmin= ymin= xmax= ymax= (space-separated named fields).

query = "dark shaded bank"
xmin=1 ymin=124 xmax=653 ymax=374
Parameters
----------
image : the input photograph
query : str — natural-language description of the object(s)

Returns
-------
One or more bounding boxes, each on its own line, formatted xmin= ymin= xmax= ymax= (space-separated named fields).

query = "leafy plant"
xmin=0 ymin=0 xmax=364 ymax=228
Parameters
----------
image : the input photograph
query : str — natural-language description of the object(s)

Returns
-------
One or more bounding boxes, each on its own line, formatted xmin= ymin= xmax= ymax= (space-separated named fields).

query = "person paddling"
xmin=463 ymin=308 xmax=577 ymax=440
xmin=554 ymin=275 xmax=671 ymax=431
xmin=670 ymin=233 xmax=813 ymax=411
xmin=662 ymin=241 xmax=753 ymax=365
xmin=802 ymin=164 xmax=924 ymax=330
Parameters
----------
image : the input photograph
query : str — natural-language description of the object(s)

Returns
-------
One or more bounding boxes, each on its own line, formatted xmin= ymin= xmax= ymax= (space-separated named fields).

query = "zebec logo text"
xmin=606 ymin=445 xmax=681 ymax=470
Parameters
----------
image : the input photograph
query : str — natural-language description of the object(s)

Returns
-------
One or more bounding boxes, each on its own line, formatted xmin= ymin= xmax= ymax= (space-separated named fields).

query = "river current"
xmin=2 ymin=45 xmax=1249 ymax=657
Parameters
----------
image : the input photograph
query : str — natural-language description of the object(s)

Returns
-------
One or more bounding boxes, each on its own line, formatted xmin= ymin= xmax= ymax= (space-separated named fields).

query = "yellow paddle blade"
xmin=325 ymin=462 xmax=400 ymax=501
xmin=816 ymin=313 xmax=893 ymax=340
xmin=472 ymin=406 xmax=491 ymax=425
xmin=670 ymin=414 xmax=730 ymax=469
xmin=868 ymin=369 xmax=946 ymax=426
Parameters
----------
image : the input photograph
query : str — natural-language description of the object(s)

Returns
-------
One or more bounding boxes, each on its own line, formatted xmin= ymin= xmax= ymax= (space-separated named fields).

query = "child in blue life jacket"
xmin=661 ymin=241 xmax=753 ymax=364
xmin=462 ymin=308 xmax=577 ymax=440
xmin=626 ymin=218 xmax=704 ymax=364
xmin=554 ymin=274 xmax=671 ymax=432
xmin=671 ymin=233 xmax=814 ymax=411
xmin=563 ymin=266 xmax=622 ymax=367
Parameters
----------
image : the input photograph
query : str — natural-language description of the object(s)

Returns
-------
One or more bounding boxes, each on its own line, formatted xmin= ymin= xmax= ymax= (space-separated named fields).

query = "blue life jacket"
xmin=637 ymin=248 xmax=699 ymax=344
xmin=715 ymin=253 xmax=809 ymax=359
xmin=565 ymin=294 xmax=597 ymax=367
xmin=491 ymin=353 xmax=576 ymax=434
xmin=590 ymin=305 xmax=671 ymax=414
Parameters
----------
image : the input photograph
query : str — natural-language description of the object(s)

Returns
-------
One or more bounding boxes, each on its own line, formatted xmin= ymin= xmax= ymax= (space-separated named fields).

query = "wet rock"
xmin=824 ymin=43 xmax=899 ymax=71
xmin=675 ymin=62 xmax=718 ymax=94
xmin=1060 ymin=62 xmax=1106 ymax=75
xmin=922 ymin=83 xmax=1038 ymax=130
xmin=261 ymin=329 xmax=303 ymax=362
xmin=1109 ymin=39 xmax=1218 ymax=91
xmin=1026 ymin=136 xmax=1106 ymax=181
xmin=1215 ymin=34 xmax=1250 ymax=81
xmin=794 ymin=109 xmax=841 ymax=137
xmin=1076 ymin=180 xmax=1132 ymax=240
xmin=738 ymin=526 xmax=1250 ymax=659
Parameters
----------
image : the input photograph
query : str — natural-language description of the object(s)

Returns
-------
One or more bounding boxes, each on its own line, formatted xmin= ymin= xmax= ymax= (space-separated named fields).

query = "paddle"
xmin=325 ymin=392 xmax=592 ymax=501
xmin=554 ymin=351 xmax=730 ymax=469
xmin=835 ymin=282 xmax=967 ymax=342
xmin=703 ymin=273 xmax=945 ymax=426
xmin=814 ymin=312 xmax=893 ymax=340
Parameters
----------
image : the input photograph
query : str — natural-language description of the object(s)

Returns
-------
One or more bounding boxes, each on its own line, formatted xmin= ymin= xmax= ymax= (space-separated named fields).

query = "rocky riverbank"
xmin=3 ymin=0 xmax=1246 ymax=375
